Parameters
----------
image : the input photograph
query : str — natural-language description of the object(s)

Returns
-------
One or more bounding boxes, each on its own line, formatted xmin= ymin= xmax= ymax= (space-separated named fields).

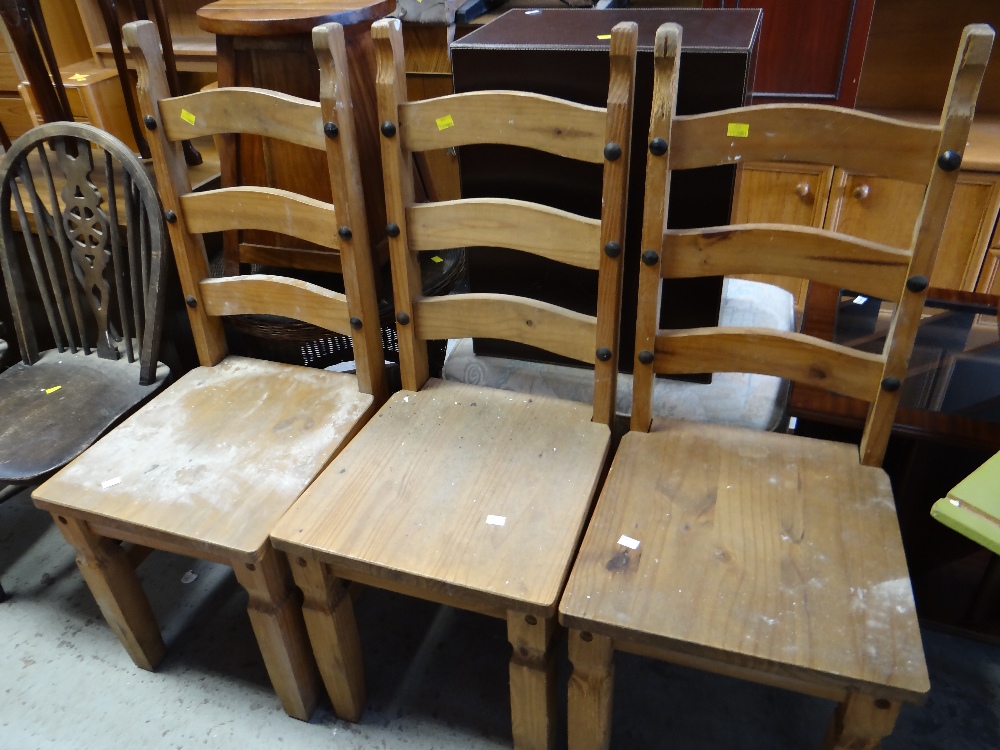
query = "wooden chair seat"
xmin=274 ymin=378 xmax=610 ymax=615
xmin=0 ymin=350 xmax=168 ymax=483
xmin=34 ymin=356 xmax=373 ymax=560
xmin=560 ymin=418 xmax=929 ymax=704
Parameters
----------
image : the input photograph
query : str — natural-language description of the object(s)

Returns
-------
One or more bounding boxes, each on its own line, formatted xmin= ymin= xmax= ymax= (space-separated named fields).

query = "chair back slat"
xmin=663 ymin=225 xmax=912 ymax=302
xmin=103 ymin=147 xmax=136 ymax=363
xmin=407 ymin=199 xmax=602 ymax=269
xmin=399 ymin=92 xmax=607 ymax=163
xmin=415 ymin=294 xmax=598 ymax=364
xmin=0 ymin=122 xmax=169 ymax=385
xmin=125 ymin=19 xmax=387 ymax=400
xmin=635 ymin=22 xmax=994 ymax=468
xmin=374 ymin=18 xmax=637 ymax=425
xmin=654 ymin=328 xmax=885 ymax=402
xmin=671 ymin=107 xmax=940 ymax=184
xmin=160 ymin=89 xmax=326 ymax=150
xmin=22 ymin=150 xmax=85 ymax=354
xmin=199 ymin=276 xmax=352 ymax=336
xmin=180 ymin=188 xmax=340 ymax=249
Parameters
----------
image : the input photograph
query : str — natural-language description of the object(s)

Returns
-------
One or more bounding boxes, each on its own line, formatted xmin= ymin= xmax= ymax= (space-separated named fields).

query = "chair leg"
xmin=52 ymin=514 xmax=165 ymax=670
xmin=232 ymin=543 xmax=322 ymax=721
xmin=566 ymin=629 xmax=614 ymax=750
xmin=822 ymin=692 xmax=902 ymax=750
xmin=507 ymin=611 xmax=556 ymax=750
xmin=288 ymin=557 xmax=366 ymax=722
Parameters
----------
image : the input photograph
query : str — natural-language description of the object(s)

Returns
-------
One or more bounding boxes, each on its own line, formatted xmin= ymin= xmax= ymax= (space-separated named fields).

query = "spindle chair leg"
xmin=52 ymin=513 xmax=166 ymax=670
xmin=231 ymin=543 xmax=322 ymax=721
xmin=507 ymin=611 xmax=557 ymax=750
xmin=289 ymin=557 xmax=366 ymax=722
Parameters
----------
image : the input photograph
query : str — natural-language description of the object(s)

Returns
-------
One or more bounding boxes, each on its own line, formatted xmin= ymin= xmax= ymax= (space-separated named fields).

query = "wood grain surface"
xmin=33 ymin=357 xmax=375 ymax=558
xmin=671 ymin=105 xmax=940 ymax=184
xmin=406 ymin=199 xmax=602 ymax=270
xmin=663 ymin=224 xmax=912 ymax=302
xmin=399 ymin=91 xmax=606 ymax=163
xmin=196 ymin=0 xmax=395 ymax=36
xmin=271 ymin=379 xmax=610 ymax=616
xmin=160 ymin=87 xmax=325 ymax=149
xmin=559 ymin=422 xmax=930 ymax=704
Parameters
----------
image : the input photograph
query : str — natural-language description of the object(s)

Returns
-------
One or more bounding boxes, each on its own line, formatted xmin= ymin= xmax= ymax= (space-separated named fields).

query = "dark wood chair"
xmin=31 ymin=19 xmax=387 ymax=721
xmin=270 ymin=17 xmax=636 ymax=748
xmin=0 ymin=0 xmax=72 ymax=124
xmin=558 ymin=22 xmax=994 ymax=750
xmin=0 ymin=121 xmax=170 ymax=599
xmin=0 ymin=120 xmax=170 ymax=485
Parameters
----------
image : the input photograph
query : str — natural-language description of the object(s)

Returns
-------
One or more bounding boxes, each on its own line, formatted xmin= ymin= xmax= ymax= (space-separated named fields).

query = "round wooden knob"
xmin=853 ymin=184 xmax=871 ymax=200
xmin=794 ymin=183 xmax=810 ymax=198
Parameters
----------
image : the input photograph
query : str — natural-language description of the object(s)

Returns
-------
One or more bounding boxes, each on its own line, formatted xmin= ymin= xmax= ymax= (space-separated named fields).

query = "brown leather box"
xmin=452 ymin=8 xmax=761 ymax=373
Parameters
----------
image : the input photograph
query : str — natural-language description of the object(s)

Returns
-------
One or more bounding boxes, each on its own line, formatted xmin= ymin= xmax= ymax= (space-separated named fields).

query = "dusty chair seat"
xmin=274 ymin=378 xmax=609 ymax=614
xmin=560 ymin=418 xmax=928 ymax=703
xmin=0 ymin=351 xmax=168 ymax=483
xmin=33 ymin=356 xmax=371 ymax=558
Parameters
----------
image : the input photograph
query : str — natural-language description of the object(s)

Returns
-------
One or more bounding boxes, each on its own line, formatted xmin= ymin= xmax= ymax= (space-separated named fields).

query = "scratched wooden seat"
xmin=30 ymin=20 xmax=387 ymax=721
xmin=270 ymin=17 xmax=636 ymax=748
xmin=558 ymin=23 xmax=994 ymax=750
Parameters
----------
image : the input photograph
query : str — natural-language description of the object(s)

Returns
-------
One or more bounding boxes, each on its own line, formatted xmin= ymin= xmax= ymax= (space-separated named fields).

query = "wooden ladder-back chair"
xmin=271 ymin=17 xmax=636 ymax=748
xmin=31 ymin=19 xmax=387 ymax=721
xmin=559 ymin=22 xmax=994 ymax=750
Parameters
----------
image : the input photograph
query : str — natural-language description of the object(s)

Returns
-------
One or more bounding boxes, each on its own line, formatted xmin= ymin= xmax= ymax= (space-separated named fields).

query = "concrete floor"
xmin=2 ymin=484 xmax=1000 ymax=750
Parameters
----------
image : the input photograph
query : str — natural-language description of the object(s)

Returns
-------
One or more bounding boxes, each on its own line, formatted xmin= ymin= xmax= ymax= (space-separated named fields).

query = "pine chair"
xmin=270 ymin=17 xmax=637 ymax=748
xmin=31 ymin=19 xmax=387 ymax=721
xmin=559 ymin=22 xmax=994 ymax=750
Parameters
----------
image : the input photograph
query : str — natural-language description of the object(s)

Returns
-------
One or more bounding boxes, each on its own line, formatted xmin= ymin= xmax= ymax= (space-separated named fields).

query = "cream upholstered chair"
xmin=271 ymin=17 xmax=637 ymax=748
xmin=559 ymin=22 xmax=994 ymax=750
xmin=31 ymin=20 xmax=387 ymax=721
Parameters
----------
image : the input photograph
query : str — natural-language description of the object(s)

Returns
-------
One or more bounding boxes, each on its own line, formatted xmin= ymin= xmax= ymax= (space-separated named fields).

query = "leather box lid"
xmin=452 ymin=8 xmax=762 ymax=55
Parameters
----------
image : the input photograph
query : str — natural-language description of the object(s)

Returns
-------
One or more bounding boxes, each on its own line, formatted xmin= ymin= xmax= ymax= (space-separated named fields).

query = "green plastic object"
xmin=932 ymin=451 xmax=1000 ymax=556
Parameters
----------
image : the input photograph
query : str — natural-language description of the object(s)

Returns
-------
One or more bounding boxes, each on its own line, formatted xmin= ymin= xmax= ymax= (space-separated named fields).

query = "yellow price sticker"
xmin=180 ymin=109 xmax=197 ymax=125
xmin=596 ymin=34 xmax=611 ymax=40
xmin=68 ymin=73 xmax=89 ymax=82
xmin=727 ymin=122 xmax=749 ymax=138
xmin=436 ymin=114 xmax=455 ymax=131
xmin=431 ymin=255 xmax=444 ymax=264
xmin=44 ymin=385 xmax=62 ymax=394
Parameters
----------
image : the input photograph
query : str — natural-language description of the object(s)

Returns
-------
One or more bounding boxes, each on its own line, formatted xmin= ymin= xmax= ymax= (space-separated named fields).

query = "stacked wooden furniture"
xmin=270 ymin=17 xmax=636 ymax=748
xmin=30 ymin=18 xmax=387 ymax=721
xmin=559 ymin=21 xmax=992 ymax=750
xmin=737 ymin=0 xmax=1000 ymax=317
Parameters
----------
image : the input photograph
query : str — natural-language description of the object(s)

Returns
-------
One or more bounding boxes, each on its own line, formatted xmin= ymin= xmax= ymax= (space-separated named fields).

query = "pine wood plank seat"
xmin=269 ymin=18 xmax=637 ymax=748
xmin=0 ymin=121 xmax=170 ymax=486
xmin=30 ymin=20 xmax=387 ymax=722
xmin=558 ymin=22 xmax=994 ymax=750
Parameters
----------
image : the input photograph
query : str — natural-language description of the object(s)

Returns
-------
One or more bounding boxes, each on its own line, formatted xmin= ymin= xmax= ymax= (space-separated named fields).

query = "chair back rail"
xmin=406 ymin=199 xmax=602 ymax=269
xmin=670 ymin=107 xmax=940 ymax=183
xmin=633 ymin=22 xmax=995 ymax=467
xmin=398 ymin=92 xmax=607 ymax=162
xmin=373 ymin=17 xmax=637 ymax=426
xmin=124 ymin=19 xmax=387 ymax=402
xmin=179 ymin=188 xmax=339 ymax=249
xmin=160 ymin=88 xmax=326 ymax=150
xmin=662 ymin=224 xmax=912 ymax=302
xmin=0 ymin=121 xmax=167 ymax=385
